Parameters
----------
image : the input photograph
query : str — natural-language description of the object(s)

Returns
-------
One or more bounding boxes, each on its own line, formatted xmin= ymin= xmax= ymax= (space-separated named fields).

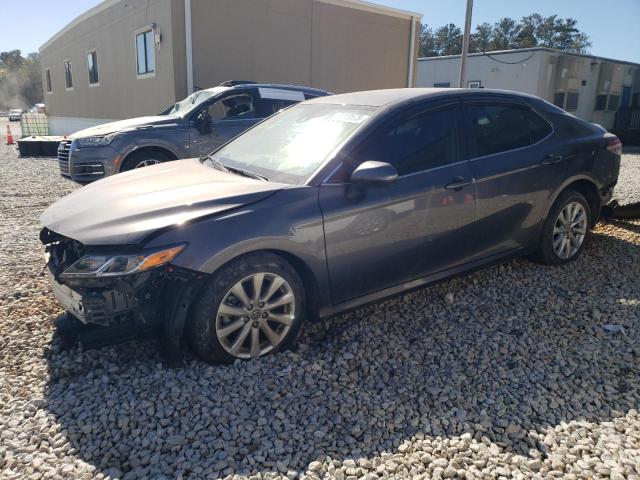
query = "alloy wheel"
xmin=552 ymin=201 xmax=587 ymax=259
xmin=134 ymin=159 xmax=161 ymax=168
xmin=215 ymin=273 xmax=296 ymax=359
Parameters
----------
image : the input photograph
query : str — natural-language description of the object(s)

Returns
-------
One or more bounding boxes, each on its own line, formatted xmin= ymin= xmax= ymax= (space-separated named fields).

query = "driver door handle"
xmin=444 ymin=176 xmax=473 ymax=191
xmin=542 ymin=153 xmax=563 ymax=165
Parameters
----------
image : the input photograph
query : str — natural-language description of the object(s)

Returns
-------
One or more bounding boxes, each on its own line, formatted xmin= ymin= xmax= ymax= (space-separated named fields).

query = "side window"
xmin=207 ymin=94 xmax=255 ymax=121
xmin=358 ymin=107 xmax=458 ymax=176
xmin=466 ymin=103 xmax=552 ymax=157
xmin=257 ymin=99 xmax=297 ymax=117
xmin=64 ymin=60 xmax=73 ymax=89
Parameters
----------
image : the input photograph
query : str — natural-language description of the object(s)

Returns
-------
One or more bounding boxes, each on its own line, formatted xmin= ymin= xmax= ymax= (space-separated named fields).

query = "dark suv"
xmin=57 ymin=82 xmax=330 ymax=183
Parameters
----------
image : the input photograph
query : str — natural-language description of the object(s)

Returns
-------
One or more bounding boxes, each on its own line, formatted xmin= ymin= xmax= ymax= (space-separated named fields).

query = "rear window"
xmin=466 ymin=103 xmax=552 ymax=157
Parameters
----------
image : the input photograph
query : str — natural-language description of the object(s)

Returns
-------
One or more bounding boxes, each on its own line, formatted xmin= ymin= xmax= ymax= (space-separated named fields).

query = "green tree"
xmin=434 ymin=23 xmax=462 ymax=56
xmin=515 ymin=14 xmax=542 ymax=48
xmin=491 ymin=17 xmax=521 ymax=50
xmin=470 ymin=22 xmax=493 ymax=53
xmin=0 ymin=50 xmax=42 ymax=110
xmin=417 ymin=13 xmax=591 ymax=58
xmin=419 ymin=24 xmax=438 ymax=57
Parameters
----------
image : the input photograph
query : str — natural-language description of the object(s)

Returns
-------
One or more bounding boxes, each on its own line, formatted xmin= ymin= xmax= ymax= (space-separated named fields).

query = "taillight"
xmin=606 ymin=137 xmax=622 ymax=155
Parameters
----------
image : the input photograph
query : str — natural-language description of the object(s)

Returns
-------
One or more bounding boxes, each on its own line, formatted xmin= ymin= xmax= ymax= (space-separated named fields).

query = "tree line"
xmin=0 ymin=50 xmax=42 ymax=110
xmin=419 ymin=14 xmax=591 ymax=57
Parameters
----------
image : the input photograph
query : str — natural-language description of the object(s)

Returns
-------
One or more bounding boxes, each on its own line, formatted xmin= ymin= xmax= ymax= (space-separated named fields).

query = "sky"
xmin=1 ymin=0 xmax=639 ymax=63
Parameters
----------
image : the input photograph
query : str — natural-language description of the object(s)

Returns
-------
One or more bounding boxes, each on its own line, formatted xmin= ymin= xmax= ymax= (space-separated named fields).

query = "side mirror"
xmin=196 ymin=110 xmax=211 ymax=134
xmin=350 ymin=161 xmax=398 ymax=186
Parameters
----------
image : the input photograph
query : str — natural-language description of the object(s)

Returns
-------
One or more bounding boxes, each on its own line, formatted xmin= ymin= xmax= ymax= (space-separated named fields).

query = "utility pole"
xmin=458 ymin=0 xmax=474 ymax=88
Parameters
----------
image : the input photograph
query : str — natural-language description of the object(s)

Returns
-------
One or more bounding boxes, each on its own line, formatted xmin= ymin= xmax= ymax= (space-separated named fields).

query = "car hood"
xmin=70 ymin=116 xmax=177 ymax=138
xmin=40 ymin=158 xmax=286 ymax=245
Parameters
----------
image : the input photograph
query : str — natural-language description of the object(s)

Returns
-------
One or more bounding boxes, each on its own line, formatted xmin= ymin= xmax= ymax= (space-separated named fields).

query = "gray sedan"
xmin=41 ymin=88 xmax=621 ymax=363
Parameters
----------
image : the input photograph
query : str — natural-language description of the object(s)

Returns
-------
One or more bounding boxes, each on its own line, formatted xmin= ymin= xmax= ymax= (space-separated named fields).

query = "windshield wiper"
xmin=225 ymin=165 xmax=269 ymax=182
xmin=202 ymin=155 xmax=268 ymax=181
xmin=202 ymin=154 xmax=230 ymax=173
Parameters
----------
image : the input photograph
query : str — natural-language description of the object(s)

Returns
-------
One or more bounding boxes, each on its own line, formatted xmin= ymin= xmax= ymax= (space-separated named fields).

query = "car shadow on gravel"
xmin=41 ymin=228 xmax=640 ymax=478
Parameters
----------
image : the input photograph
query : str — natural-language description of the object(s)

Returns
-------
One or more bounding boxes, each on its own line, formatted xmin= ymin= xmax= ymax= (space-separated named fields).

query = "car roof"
xmin=306 ymin=88 xmax=542 ymax=107
xmin=198 ymin=83 xmax=331 ymax=97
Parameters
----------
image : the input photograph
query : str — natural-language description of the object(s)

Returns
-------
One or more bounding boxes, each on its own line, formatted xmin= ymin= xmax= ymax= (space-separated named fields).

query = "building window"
xmin=633 ymin=93 xmax=640 ymax=108
xmin=136 ymin=29 xmax=155 ymax=76
xmin=607 ymin=94 xmax=620 ymax=111
xmin=467 ymin=80 xmax=481 ymax=88
xmin=434 ymin=82 xmax=450 ymax=88
xmin=64 ymin=60 xmax=73 ymax=89
xmin=565 ymin=92 xmax=579 ymax=111
xmin=595 ymin=95 xmax=607 ymax=111
xmin=553 ymin=92 xmax=565 ymax=108
xmin=87 ymin=50 xmax=99 ymax=85
xmin=45 ymin=69 xmax=52 ymax=93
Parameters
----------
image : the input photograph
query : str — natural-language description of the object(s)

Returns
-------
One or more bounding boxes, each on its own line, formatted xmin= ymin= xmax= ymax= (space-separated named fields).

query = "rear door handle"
xmin=444 ymin=176 xmax=473 ymax=191
xmin=542 ymin=153 xmax=563 ymax=165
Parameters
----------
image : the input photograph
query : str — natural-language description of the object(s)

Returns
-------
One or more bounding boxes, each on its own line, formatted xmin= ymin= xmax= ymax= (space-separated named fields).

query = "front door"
xmin=190 ymin=92 xmax=261 ymax=157
xmin=319 ymin=105 xmax=477 ymax=305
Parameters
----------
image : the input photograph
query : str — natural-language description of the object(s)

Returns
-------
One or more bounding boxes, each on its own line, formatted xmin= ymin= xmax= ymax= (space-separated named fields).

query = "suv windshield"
xmin=166 ymin=88 xmax=226 ymax=116
xmin=205 ymin=103 xmax=376 ymax=184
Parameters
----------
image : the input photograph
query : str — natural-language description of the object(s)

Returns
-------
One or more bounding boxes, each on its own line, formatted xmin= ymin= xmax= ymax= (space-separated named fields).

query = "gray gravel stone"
xmin=0 ymin=123 xmax=639 ymax=479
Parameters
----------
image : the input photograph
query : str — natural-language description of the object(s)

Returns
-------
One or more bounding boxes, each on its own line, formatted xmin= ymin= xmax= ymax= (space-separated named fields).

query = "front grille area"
xmin=58 ymin=140 xmax=72 ymax=177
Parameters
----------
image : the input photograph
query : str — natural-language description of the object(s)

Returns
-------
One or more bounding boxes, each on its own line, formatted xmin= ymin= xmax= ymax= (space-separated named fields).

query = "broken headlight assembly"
xmin=75 ymin=134 xmax=117 ymax=149
xmin=60 ymin=245 xmax=185 ymax=279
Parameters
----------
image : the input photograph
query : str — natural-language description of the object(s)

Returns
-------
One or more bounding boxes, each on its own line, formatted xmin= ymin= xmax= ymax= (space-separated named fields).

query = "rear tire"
xmin=187 ymin=253 xmax=306 ymax=364
xmin=121 ymin=150 xmax=173 ymax=172
xmin=533 ymin=190 xmax=591 ymax=265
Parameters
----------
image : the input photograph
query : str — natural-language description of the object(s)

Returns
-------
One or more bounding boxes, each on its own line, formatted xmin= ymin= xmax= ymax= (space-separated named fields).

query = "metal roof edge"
xmin=418 ymin=47 xmax=640 ymax=67
xmin=316 ymin=0 xmax=423 ymax=20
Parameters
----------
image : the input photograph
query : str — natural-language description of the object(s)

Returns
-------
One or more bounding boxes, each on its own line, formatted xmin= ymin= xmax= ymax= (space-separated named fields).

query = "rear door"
xmin=461 ymin=99 xmax=560 ymax=257
xmin=319 ymin=103 xmax=477 ymax=304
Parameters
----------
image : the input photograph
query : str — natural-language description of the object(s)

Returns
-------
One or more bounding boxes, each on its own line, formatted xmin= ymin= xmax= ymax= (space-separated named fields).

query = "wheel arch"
xmin=548 ymin=176 xmax=601 ymax=228
xmin=205 ymin=248 xmax=321 ymax=322
xmin=119 ymin=145 xmax=178 ymax=172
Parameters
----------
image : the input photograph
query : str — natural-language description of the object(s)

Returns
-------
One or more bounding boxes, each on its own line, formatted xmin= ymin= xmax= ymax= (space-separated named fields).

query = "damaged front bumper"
xmin=41 ymin=228 xmax=206 ymax=352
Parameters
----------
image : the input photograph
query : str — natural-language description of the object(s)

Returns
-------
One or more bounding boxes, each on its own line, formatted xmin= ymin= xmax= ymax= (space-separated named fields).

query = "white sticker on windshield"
xmin=329 ymin=112 xmax=371 ymax=124
xmin=259 ymin=88 xmax=305 ymax=101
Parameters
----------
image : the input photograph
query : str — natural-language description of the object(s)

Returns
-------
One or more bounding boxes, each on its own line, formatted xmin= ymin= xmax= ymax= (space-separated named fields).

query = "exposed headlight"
xmin=61 ymin=245 xmax=185 ymax=278
xmin=75 ymin=134 xmax=116 ymax=149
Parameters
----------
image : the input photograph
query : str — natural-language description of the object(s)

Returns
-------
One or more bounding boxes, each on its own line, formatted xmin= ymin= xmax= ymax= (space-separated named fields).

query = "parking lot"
xmin=0 ymin=115 xmax=639 ymax=479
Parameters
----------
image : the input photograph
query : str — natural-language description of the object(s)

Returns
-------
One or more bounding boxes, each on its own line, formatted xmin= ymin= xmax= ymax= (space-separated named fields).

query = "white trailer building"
xmin=416 ymin=47 xmax=640 ymax=130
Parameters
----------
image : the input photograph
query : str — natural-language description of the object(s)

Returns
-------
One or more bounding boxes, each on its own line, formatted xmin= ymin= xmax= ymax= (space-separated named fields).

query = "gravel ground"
xmin=1 ymin=118 xmax=639 ymax=480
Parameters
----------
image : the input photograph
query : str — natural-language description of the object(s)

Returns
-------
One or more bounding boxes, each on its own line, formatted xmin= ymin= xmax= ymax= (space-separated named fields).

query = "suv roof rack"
xmin=218 ymin=80 xmax=257 ymax=87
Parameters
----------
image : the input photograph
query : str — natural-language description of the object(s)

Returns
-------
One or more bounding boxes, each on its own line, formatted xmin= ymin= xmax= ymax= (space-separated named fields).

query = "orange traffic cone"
xmin=6 ymin=125 xmax=14 ymax=145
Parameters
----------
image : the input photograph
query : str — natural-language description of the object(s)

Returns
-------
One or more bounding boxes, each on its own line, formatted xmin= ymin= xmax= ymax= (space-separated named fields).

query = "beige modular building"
xmin=416 ymin=47 xmax=640 ymax=130
xmin=40 ymin=0 xmax=422 ymax=135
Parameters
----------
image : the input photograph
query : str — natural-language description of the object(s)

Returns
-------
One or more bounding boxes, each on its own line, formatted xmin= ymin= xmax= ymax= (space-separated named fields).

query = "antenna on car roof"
xmin=218 ymin=80 xmax=258 ymax=87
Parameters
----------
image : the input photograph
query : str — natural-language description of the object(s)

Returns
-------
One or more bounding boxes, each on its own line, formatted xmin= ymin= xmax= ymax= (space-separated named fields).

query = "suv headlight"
xmin=61 ymin=245 xmax=185 ymax=278
xmin=75 ymin=134 xmax=116 ymax=149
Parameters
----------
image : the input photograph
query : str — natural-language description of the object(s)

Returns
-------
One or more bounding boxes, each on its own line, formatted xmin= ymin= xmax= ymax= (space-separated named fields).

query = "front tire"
xmin=121 ymin=150 xmax=173 ymax=172
xmin=188 ymin=253 xmax=306 ymax=364
xmin=533 ymin=190 xmax=591 ymax=265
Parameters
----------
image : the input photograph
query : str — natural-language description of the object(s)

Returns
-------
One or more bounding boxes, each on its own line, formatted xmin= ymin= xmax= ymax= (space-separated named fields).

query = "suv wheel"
xmin=533 ymin=190 xmax=591 ymax=265
xmin=121 ymin=150 xmax=173 ymax=172
xmin=188 ymin=253 xmax=305 ymax=364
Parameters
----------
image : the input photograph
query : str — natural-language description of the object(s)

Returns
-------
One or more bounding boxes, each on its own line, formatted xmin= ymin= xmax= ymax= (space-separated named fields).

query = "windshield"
xmin=205 ymin=103 xmax=376 ymax=184
xmin=166 ymin=88 xmax=226 ymax=116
